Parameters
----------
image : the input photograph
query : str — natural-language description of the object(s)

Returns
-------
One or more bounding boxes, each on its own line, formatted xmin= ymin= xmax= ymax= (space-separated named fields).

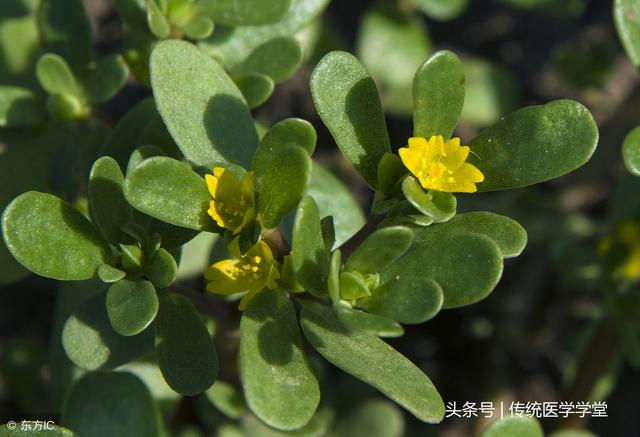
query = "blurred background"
xmin=1 ymin=0 xmax=640 ymax=436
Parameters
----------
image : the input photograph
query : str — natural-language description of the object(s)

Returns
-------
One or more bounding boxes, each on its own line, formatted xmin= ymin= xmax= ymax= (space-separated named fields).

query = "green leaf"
xmin=614 ymin=0 xmax=640 ymax=67
xmin=36 ymin=53 xmax=81 ymax=96
xmin=481 ymin=415 xmax=543 ymax=437
xmin=461 ymin=58 xmax=519 ymax=126
xmin=37 ymin=0 xmax=92 ymax=70
xmin=241 ymin=408 xmax=333 ymax=437
xmin=401 ymin=176 xmax=456 ymax=223
xmin=202 ymin=0 xmax=292 ymax=26
xmin=468 ymin=100 xmax=598 ymax=191
xmin=127 ymin=145 xmax=166 ymax=174
xmin=257 ymin=144 xmax=311 ymax=229
xmin=623 ymin=125 xmax=640 ymax=176
xmin=146 ymin=0 xmax=170 ymax=38
xmin=85 ymin=55 xmax=129 ymax=104
xmin=233 ymin=73 xmax=274 ymax=109
xmin=335 ymin=399 xmax=404 ymax=437
xmin=62 ymin=292 xmax=155 ymax=370
xmin=46 ymin=93 xmax=87 ymax=121
xmin=292 ymin=196 xmax=329 ymax=297
xmin=151 ymin=40 xmax=258 ymax=169
xmin=253 ymin=119 xmax=317 ymax=178
xmin=300 ymin=301 xmax=444 ymax=423
xmin=413 ymin=0 xmax=469 ymax=21
xmin=124 ymin=156 xmax=215 ymax=231
xmin=383 ymin=233 xmax=503 ymax=308
xmin=359 ymin=277 xmax=443 ymax=324
xmin=412 ymin=211 xmax=528 ymax=258
xmin=146 ymin=247 xmax=178 ymax=288
xmin=345 ymin=227 xmax=413 ymax=274
xmin=0 ymin=85 xmax=44 ymax=127
xmin=310 ymin=51 xmax=391 ymax=188
xmin=205 ymin=381 xmax=246 ymax=419
xmin=2 ymin=191 xmax=111 ymax=280
xmin=0 ymin=424 xmax=76 ymax=437
xmin=155 ymin=293 xmax=218 ymax=395
xmin=182 ymin=15 xmax=214 ymax=40
xmin=98 ymin=264 xmax=126 ymax=283
xmin=106 ymin=279 xmax=159 ymax=336
xmin=339 ymin=271 xmax=370 ymax=300
xmin=89 ymin=156 xmax=134 ymax=245
xmin=328 ymin=249 xmax=341 ymax=304
xmin=100 ymin=98 xmax=157 ymax=169
xmin=331 ymin=305 xmax=404 ymax=338
xmin=200 ymin=0 xmax=329 ymax=69
xmin=356 ymin=5 xmax=431 ymax=115
xmin=306 ymin=164 xmax=365 ymax=247
xmin=241 ymin=290 xmax=320 ymax=430
xmin=413 ymin=50 xmax=465 ymax=139
xmin=0 ymin=7 xmax=40 ymax=88
xmin=377 ymin=152 xmax=407 ymax=196
xmin=549 ymin=430 xmax=599 ymax=437
xmin=233 ymin=37 xmax=303 ymax=83
xmin=62 ymin=371 xmax=162 ymax=437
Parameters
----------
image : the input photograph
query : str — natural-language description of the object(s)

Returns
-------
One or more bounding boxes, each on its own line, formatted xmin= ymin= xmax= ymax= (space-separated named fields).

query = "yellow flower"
xmin=624 ymin=246 xmax=640 ymax=279
xmin=398 ymin=136 xmax=484 ymax=193
xmin=617 ymin=221 xmax=640 ymax=280
xmin=205 ymin=239 xmax=280 ymax=310
xmin=205 ymin=167 xmax=256 ymax=234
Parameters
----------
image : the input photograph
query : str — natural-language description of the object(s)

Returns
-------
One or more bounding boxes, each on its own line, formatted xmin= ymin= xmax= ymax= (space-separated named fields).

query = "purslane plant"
xmin=0 ymin=33 xmax=600 ymax=433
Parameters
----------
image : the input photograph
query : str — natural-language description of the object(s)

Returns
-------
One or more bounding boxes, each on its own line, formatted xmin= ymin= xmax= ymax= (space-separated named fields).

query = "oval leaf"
xmin=155 ymin=293 xmax=218 ymax=395
xmin=332 ymin=305 xmax=404 ymax=338
xmin=359 ymin=277 xmax=443 ymax=324
xmin=468 ymin=100 xmax=598 ymax=191
xmin=106 ymin=279 xmax=158 ymax=336
xmin=200 ymin=0 xmax=329 ymax=68
xmin=36 ymin=53 xmax=80 ymax=96
xmin=124 ymin=156 xmax=215 ymax=231
xmin=614 ymin=0 xmax=640 ymax=67
xmin=310 ymin=51 xmax=391 ymax=188
xmin=2 ymin=192 xmax=111 ymax=280
xmin=89 ymin=156 xmax=134 ymax=245
xmin=0 ymin=85 xmax=44 ymax=127
xmin=241 ymin=290 xmax=320 ymax=430
xmin=62 ymin=292 xmax=155 ymax=370
xmin=253 ymin=118 xmax=317 ymax=177
xmin=481 ymin=416 xmax=543 ymax=437
xmin=413 ymin=211 xmax=527 ymax=258
xmin=257 ymin=144 xmax=311 ymax=229
xmin=62 ymin=371 xmax=161 ymax=437
xmin=85 ymin=55 xmax=129 ymax=104
xmin=622 ymin=125 xmax=640 ymax=176
xmin=306 ymin=164 xmax=365 ymax=248
xmin=203 ymin=0 xmax=293 ymax=26
xmin=300 ymin=300 xmax=445 ymax=423
xmin=413 ymin=50 xmax=465 ymax=139
xmin=233 ymin=73 xmax=274 ymax=109
xmin=383 ymin=233 xmax=503 ymax=308
xmin=233 ymin=36 xmax=303 ymax=83
xmin=151 ymin=40 xmax=258 ymax=169
xmin=145 ymin=247 xmax=178 ymax=288
xmin=345 ymin=226 xmax=413 ymax=274
xmin=0 ymin=424 xmax=76 ymax=437
xmin=414 ymin=0 xmax=469 ymax=20
xmin=401 ymin=176 xmax=456 ymax=223
xmin=291 ymin=196 xmax=329 ymax=297
xmin=357 ymin=5 xmax=431 ymax=115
